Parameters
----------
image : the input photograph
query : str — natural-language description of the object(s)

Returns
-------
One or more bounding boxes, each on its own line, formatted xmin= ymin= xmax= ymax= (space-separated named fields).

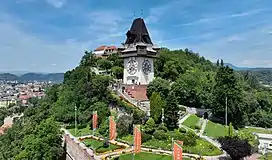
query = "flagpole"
xmin=74 ymin=105 xmax=77 ymax=136
xmin=108 ymin=116 xmax=111 ymax=159
xmin=172 ymin=137 xmax=174 ymax=160
xmin=132 ymin=124 xmax=135 ymax=160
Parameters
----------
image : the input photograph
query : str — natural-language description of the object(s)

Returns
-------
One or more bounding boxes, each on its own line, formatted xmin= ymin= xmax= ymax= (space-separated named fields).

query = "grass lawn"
xmin=83 ymin=138 xmax=124 ymax=153
xmin=118 ymin=152 xmax=190 ymax=160
xmin=67 ymin=126 xmax=94 ymax=137
xmin=143 ymin=138 xmax=223 ymax=156
xmin=182 ymin=114 xmax=200 ymax=129
xmin=245 ymin=127 xmax=272 ymax=134
xmin=204 ymin=120 xmax=228 ymax=138
xmin=119 ymin=134 xmax=133 ymax=144
xmin=258 ymin=152 xmax=272 ymax=160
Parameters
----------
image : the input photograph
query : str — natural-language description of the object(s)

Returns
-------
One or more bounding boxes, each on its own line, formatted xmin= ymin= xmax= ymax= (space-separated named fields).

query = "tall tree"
xmin=150 ymin=92 xmax=165 ymax=123
xmin=213 ymin=66 xmax=246 ymax=127
xmin=164 ymin=91 xmax=180 ymax=130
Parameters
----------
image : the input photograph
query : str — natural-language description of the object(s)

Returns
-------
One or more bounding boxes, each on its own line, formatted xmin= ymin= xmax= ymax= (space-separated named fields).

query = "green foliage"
xmin=146 ymin=77 xmax=170 ymax=99
xmin=83 ymin=138 xmax=124 ymax=153
xmin=150 ymin=92 xmax=165 ymax=123
xmin=154 ymin=48 xmax=272 ymax=128
xmin=144 ymin=118 xmax=156 ymax=134
xmin=212 ymin=66 xmax=246 ymax=127
xmin=164 ymin=91 xmax=180 ymax=130
xmin=112 ymin=66 xmax=123 ymax=79
xmin=117 ymin=115 xmax=133 ymax=138
xmin=97 ymin=59 xmax=113 ymax=71
xmin=218 ymin=136 xmax=252 ymax=160
xmin=236 ymin=129 xmax=259 ymax=148
xmin=153 ymin=130 xmax=168 ymax=140
xmin=228 ymin=122 xmax=234 ymax=137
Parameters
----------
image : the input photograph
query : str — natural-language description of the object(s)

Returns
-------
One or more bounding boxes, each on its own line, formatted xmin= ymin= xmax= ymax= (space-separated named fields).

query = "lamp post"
xmin=225 ymin=97 xmax=228 ymax=126
xmin=74 ymin=105 xmax=77 ymax=136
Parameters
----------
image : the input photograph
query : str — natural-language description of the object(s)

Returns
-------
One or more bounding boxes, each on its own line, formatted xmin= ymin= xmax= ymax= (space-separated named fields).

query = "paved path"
xmin=178 ymin=113 xmax=191 ymax=127
xmin=200 ymin=119 xmax=207 ymax=136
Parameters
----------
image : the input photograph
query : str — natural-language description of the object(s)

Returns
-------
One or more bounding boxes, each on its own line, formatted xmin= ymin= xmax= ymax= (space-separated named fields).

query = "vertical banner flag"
xmin=134 ymin=125 xmax=141 ymax=153
xmin=109 ymin=116 xmax=116 ymax=140
xmin=92 ymin=111 xmax=98 ymax=130
xmin=173 ymin=139 xmax=183 ymax=160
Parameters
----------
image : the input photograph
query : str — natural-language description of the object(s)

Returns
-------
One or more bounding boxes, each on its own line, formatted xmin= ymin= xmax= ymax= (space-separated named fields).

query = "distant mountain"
xmin=224 ymin=63 xmax=251 ymax=71
xmin=224 ymin=63 xmax=272 ymax=71
xmin=19 ymin=73 xmax=64 ymax=82
xmin=0 ymin=73 xmax=19 ymax=81
xmin=0 ymin=72 xmax=64 ymax=82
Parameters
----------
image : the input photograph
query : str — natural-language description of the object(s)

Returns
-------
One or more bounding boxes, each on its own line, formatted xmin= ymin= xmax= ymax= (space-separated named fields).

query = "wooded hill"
xmin=0 ymin=72 xmax=64 ymax=82
xmin=0 ymin=48 xmax=271 ymax=159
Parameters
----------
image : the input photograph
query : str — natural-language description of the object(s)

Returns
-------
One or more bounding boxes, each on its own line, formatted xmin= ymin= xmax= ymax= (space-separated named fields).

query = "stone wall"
xmin=64 ymin=134 xmax=98 ymax=160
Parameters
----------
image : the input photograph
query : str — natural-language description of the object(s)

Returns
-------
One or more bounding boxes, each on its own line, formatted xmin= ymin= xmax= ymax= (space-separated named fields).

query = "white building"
xmin=93 ymin=45 xmax=117 ymax=58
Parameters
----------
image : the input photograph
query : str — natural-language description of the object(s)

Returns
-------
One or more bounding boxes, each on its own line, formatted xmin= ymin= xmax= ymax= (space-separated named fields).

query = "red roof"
xmin=94 ymin=45 xmax=116 ymax=51
xmin=94 ymin=45 xmax=107 ymax=51
xmin=125 ymin=85 xmax=148 ymax=101
xmin=19 ymin=95 xmax=30 ymax=100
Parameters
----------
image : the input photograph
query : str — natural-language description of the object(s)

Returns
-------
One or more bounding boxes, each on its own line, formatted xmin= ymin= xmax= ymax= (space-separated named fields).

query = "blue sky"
xmin=0 ymin=0 xmax=272 ymax=72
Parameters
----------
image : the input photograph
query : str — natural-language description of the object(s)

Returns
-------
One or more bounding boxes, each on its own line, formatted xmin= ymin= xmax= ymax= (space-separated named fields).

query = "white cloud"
xmin=0 ymin=18 xmax=88 ymax=72
xmin=45 ymin=0 xmax=66 ymax=8
xmin=177 ymin=8 xmax=269 ymax=27
xmin=188 ymin=26 xmax=272 ymax=67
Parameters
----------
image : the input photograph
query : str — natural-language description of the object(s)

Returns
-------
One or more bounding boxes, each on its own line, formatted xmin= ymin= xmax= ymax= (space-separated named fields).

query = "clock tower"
xmin=119 ymin=18 xmax=159 ymax=85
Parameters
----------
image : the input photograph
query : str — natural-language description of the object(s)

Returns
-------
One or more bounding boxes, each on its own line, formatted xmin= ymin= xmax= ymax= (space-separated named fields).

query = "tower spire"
xmin=141 ymin=9 xmax=144 ymax=18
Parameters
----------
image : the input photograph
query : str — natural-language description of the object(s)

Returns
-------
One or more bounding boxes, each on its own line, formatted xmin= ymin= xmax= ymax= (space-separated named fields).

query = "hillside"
xmin=224 ymin=63 xmax=272 ymax=85
xmin=0 ymin=73 xmax=64 ymax=82
xmin=19 ymin=73 xmax=64 ymax=82
xmin=0 ymin=73 xmax=19 ymax=81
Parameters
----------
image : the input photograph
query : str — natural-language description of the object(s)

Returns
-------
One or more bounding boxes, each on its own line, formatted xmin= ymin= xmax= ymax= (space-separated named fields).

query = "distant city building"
xmin=0 ymin=98 xmax=16 ymax=108
xmin=93 ymin=45 xmax=117 ymax=58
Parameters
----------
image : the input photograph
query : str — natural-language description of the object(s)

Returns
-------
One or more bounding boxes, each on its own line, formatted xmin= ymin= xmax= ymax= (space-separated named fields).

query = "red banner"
xmin=173 ymin=141 xmax=183 ymax=160
xmin=134 ymin=125 xmax=141 ymax=153
xmin=109 ymin=116 xmax=116 ymax=140
xmin=92 ymin=111 xmax=97 ymax=130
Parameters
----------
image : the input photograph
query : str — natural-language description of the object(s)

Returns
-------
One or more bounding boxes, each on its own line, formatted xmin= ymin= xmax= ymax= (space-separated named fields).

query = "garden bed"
xmin=82 ymin=138 xmax=125 ymax=154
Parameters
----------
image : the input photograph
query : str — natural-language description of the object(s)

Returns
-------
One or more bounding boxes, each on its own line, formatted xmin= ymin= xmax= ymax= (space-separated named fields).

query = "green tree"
xmin=97 ymin=59 xmax=113 ymax=71
xmin=144 ymin=118 xmax=156 ymax=134
xmin=147 ymin=77 xmax=170 ymax=99
xmin=117 ymin=115 xmax=133 ymax=137
xmin=16 ymin=118 xmax=64 ymax=160
xmin=111 ymin=66 xmax=123 ymax=79
xmin=150 ymin=92 xmax=165 ymax=123
xmin=164 ymin=91 xmax=180 ymax=130
xmin=212 ymin=66 xmax=246 ymax=127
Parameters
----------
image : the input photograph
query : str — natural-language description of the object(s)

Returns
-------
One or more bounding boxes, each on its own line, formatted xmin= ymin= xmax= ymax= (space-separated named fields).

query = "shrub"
xmin=142 ymin=132 xmax=152 ymax=143
xmin=157 ymin=123 xmax=168 ymax=132
xmin=66 ymin=124 xmax=75 ymax=129
xmin=179 ymin=127 xmax=187 ymax=133
xmin=154 ymin=130 xmax=168 ymax=140
xmin=77 ymin=124 xmax=87 ymax=129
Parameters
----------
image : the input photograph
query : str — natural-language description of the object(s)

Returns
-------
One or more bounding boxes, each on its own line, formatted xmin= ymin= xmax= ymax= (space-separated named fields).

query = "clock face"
xmin=127 ymin=59 xmax=137 ymax=75
xmin=142 ymin=59 xmax=151 ymax=75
